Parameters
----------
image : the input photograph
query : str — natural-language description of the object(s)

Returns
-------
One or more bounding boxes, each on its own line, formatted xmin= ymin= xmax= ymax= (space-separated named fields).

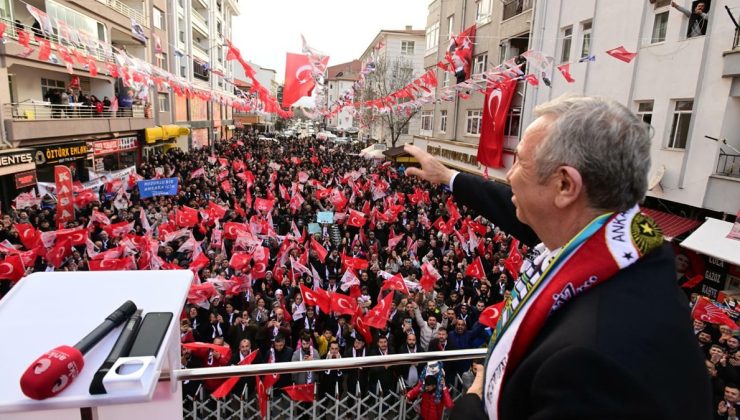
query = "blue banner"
xmin=137 ymin=177 xmax=178 ymax=198
xmin=317 ymin=211 xmax=334 ymax=224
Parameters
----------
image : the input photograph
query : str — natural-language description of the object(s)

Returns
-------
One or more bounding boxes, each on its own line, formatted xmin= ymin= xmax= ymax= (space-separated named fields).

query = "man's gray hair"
xmin=533 ymin=95 xmax=651 ymax=212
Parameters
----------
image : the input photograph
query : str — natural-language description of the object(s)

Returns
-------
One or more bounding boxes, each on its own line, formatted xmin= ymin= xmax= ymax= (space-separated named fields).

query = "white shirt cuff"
xmin=448 ymin=171 xmax=460 ymax=192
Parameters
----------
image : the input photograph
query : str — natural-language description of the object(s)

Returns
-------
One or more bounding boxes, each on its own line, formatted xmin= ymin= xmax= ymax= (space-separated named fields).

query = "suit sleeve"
xmin=526 ymin=346 xmax=662 ymax=419
xmin=452 ymin=173 xmax=539 ymax=248
xmin=449 ymin=393 xmax=488 ymax=420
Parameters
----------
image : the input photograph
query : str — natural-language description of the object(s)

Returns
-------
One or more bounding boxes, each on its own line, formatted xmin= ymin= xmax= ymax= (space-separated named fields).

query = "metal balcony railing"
xmin=0 ymin=16 xmax=115 ymax=64
xmin=173 ymin=348 xmax=487 ymax=420
xmin=100 ymin=0 xmax=147 ymax=27
xmin=717 ymin=150 xmax=740 ymax=178
xmin=734 ymin=27 xmax=740 ymax=49
xmin=3 ymin=103 xmax=148 ymax=120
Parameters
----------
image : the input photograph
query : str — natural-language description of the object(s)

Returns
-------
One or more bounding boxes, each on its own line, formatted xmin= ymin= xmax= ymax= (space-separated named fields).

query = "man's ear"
xmin=553 ymin=166 xmax=583 ymax=209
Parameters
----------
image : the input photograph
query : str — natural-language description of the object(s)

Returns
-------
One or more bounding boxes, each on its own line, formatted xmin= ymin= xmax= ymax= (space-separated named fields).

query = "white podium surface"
xmin=0 ymin=270 xmax=192 ymax=416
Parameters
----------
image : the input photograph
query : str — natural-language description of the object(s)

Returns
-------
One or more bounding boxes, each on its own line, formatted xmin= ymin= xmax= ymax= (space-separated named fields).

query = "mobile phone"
xmin=128 ymin=312 xmax=174 ymax=357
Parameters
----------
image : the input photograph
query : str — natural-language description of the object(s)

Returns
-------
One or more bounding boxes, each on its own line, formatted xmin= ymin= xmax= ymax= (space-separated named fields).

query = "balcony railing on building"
xmin=0 ymin=16 xmax=114 ymax=65
xmin=176 ymin=348 xmax=486 ymax=420
xmin=3 ymin=103 xmax=147 ymax=120
xmin=503 ymin=0 xmax=533 ymax=20
xmin=717 ymin=150 xmax=740 ymax=178
xmin=96 ymin=0 xmax=147 ymax=27
xmin=734 ymin=26 xmax=740 ymax=49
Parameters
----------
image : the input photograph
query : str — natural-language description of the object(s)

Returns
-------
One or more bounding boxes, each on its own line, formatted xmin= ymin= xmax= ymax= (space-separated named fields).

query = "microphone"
xmin=20 ymin=300 xmax=137 ymax=400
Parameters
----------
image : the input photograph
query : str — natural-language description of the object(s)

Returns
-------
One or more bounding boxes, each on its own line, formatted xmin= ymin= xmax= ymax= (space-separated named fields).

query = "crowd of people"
xmin=0 ymin=131 xmax=733 ymax=418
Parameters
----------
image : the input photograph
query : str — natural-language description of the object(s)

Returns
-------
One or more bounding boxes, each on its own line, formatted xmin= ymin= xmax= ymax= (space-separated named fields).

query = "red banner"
xmin=54 ymin=165 xmax=75 ymax=227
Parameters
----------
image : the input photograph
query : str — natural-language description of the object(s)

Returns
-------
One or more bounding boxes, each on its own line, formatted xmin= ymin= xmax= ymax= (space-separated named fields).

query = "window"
xmin=401 ymin=124 xmax=409 ymax=135
xmin=580 ymin=21 xmax=592 ymax=58
xmin=651 ymin=11 xmax=669 ymax=43
xmin=439 ymin=110 xmax=448 ymax=133
xmin=179 ymin=30 xmax=185 ymax=43
xmin=668 ymin=100 xmax=693 ymax=149
xmin=41 ymin=78 xmax=66 ymax=98
xmin=153 ymin=8 xmax=163 ymax=29
xmin=421 ymin=111 xmax=433 ymax=131
xmin=443 ymin=72 xmax=450 ymax=87
xmin=426 ymin=22 xmax=440 ymax=50
xmin=466 ymin=110 xmax=483 ymax=135
xmin=401 ymin=41 xmax=415 ymax=55
xmin=560 ymin=27 xmax=572 ymax=63
xmin=504 ymin=107 xmax=522 ymax=137
xmin=156 ymin=53 xmax=168 ymax=70
xmin=476 ymin=0 xmax=491 ymax=22
xmin=158 ymin=93 xmax=170 ymax=112
xmin=636 ymin=101 xmax=654 ymax=125
xmin=47 ymin=0 xmax=107 ymax=43
xmin=503 ymin=0 xmax=533 ymax=20
xmin=447 ymin=15 xmax=454 ymax=37
xmin=473 ymin=54 xmax=488 ymax=74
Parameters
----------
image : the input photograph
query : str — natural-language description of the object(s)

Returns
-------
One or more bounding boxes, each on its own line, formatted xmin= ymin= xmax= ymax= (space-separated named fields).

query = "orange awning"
xmin=641 ymin=207 xmax=702 ymax=241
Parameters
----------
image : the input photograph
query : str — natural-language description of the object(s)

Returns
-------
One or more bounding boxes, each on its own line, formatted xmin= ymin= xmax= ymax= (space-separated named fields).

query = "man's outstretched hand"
xmin=403 ymin=144 xmax=455 ymax=186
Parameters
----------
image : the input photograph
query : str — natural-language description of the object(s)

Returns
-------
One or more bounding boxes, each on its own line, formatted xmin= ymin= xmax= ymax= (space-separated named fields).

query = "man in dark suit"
xmin=405 ymin=95 xmax=711 ymax=419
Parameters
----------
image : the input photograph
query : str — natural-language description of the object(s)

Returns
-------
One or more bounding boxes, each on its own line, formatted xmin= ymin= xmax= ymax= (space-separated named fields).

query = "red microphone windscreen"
xmin=20 ymin=345 xmax=84 ymax=400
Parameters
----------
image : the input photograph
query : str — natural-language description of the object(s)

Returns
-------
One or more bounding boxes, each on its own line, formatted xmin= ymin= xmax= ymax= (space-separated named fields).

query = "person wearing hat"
xmin=406 ymin=374 xmax=453 ymax=420
xmin=343 ymin=333 xmax=369 ymax=396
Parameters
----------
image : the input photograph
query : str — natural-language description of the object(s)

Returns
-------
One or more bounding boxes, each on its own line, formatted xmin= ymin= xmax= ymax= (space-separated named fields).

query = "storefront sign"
xmin=427 ymin=145 xmax=480 ymax=167
xmin=701 ymin=256 xmax=730 ymax=300
xmin=35 ymin=143 xmax=89 ymax=165
xmin=14 ymin=170 xmax=37 ymax=188
xmin=90 ymin=137 xmax=139 ymax=156
xmin=0 ymin=149 xmax=35 ymax=176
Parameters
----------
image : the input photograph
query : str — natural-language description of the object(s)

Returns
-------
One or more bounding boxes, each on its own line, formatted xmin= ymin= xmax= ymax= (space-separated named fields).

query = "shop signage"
xmin=90 ymin=137 xmax=139 ymax=156
xmin=14 ymin=170 xmax=37 ymax=188
xmin=35 ymin=143 xmax=89 ymax=165
xmin=0 ymin=150 xmax=34 ymax=169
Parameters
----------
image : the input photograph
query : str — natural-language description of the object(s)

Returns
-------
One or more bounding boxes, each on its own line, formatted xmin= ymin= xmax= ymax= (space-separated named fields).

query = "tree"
xmin=360 ymin=56 xmax=421 ymax=148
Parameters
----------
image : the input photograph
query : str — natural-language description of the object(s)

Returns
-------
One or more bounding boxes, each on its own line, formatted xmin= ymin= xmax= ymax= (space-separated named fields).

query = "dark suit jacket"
xmin=449 ymin=173 xmax=711 ymax=420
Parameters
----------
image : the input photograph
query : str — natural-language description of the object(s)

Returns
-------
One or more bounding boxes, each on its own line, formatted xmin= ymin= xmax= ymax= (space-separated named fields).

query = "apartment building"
xmin=326 ymin=59 xmax=361 ymax=132
xmin=413 ymin=0 xmax=532 ymax=176
xmin=0 ymin=0 xmax=173 ymax=210
xmin=168 ymin=0 xmax=239 ymax=148
xmin=358 ymin=26 xmax=425 ymax=146
xmin=231 ymin=60 xmax=277 ymax=133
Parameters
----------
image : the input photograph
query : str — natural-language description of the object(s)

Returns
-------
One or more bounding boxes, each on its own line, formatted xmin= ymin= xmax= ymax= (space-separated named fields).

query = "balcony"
xmin=3 ymin=103 xmax=152 ymax=143
xmin=98 ymin=0 xmax=147 ymax=27
xmin=716 ymin=150 xmax=740 ymax=178
xmin=192 ymin=9 xmax=209 ymax=35
xmin=704 ymin=149 xmax=740 ymax=214
xmin=502 ymin=0 xmax=533 ymax=21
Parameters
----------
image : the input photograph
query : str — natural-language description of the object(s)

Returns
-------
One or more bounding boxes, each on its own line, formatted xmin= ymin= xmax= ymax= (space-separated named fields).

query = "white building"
xmin=326 ymin=60 xmax=361 ymax=131
xmin=359 ymin=26 xmax=426 ymax=146
xmin=523 ymin=0 xmax=739 ymax=217
xmin=231 ymin=60 xmax=277 ymax=131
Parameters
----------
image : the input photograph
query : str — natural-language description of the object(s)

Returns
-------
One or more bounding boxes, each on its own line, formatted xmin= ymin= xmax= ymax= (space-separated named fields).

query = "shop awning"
xmin=640 ymin=207 xmax=702 ymax=241
xmin=144 ymin=126 xmax=164 ymax=144
xmin=681 ymin=218 xmax=740 ymax=266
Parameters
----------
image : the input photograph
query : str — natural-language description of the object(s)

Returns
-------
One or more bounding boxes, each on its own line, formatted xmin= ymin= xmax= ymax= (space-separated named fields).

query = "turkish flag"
xmin=89 ymin=257 xmax=133 ymax=271
xmin=330 ymin=188 xmax=348 ymax=211
xmin=343 ymin=256 xmax=368 ymax=271
xmin=505 ymin=241 xmax=524 ymax=280
xmin=420 ymin=262 xmax=441 ymax=292
xmin=0 ymin=254 xmax=26 ymax=282
xmin=207 ymin=201 xmax=228 ymax=221
xmin=450 ymin=24 xmax=476 ymax=82
xmin=300 ymin=284 xmax=331 ymax=313
xmin=19 ymin=248 xmax=38 ymax=268
xmin=330 ymin=293 xmax=358 ymax=315
xmin=282 ymin=383 xmax=315 ymax=402
xmin=478 ymin=301 xmax=506 ymax=328
xmin=256 ymin=377 xmax=268 ymax=418
xmin=557 ymin=63 xmax=576 ymax=83
xmin=310 ymin=238 xmax=328 ymax=263
xmin=254 ymin=197 xmax=275 ymax=213
xmin=74 ymin=189 xmax=99 ymax=208
xmin=229 ymin=252 xmax=252 ymax=270
xmin=104 ymin=221 xmax=134 ymax=237
xmin=681 ymin=274 xmax=704 ymax=289
xmin=46 ymin=239 xmax=72 ymax=268
xmin=432 ymin=217 xmax=454 ymax=235
xmin=223 ymin=222 xmax=250 ymax=240
xmin=176 ymin=206 xmax=199 ymax=228
xmin=465 ymin=257 xmax=486 ymax=280
xmin=283 ymin=53 xmax=329 ymax=108
xmin=364 ymin=290 xmax=395 ymax=329
xmin=187 ymin=282 xmax=218 ymax=307
xmin=606 ymin=45 xmax=637 ymax=63
xmin=346 ymin=209 xmax=366 ymax=228
xmin=250 ymin=247 xmax=270 ymax=280
xmin=477 ymin=78 xmax=517 ymax=169
xmin=692 ymin=298 xmax=738 ymax=330
xmin=14 ymin=224 xmax=38 ymax=250
xmin=352 ymin=309 xmax=374 ymax=345
xmin=211 ymin=349 xmax=260 ymax=399
xmin=221 ymin=180 xmax=233 ymax=194
xmin=380 ymin=274 xmax=409 ymax=295
xmin=315 ymin=189 xmax=331 ymax=200
xmin=37 ymin=37 xmax=51 ymax=61
xmin=56 ymin=228 xmax=88 ymax=246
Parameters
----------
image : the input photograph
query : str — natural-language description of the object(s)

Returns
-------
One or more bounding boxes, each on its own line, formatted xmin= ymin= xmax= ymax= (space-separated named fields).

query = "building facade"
xmin=413 ymin=0 xmax=532 ymax=177
xmin=0 ymin=0 xmax=170 ymax=210
xmin=168 ymin=0 xmax=239 ymax=149
xmin=359 ymin=26 xmax=426 ymax=146
xmin=231 ymin=60 xmax=277 ymax=133
xmin=326 ymin=59 xmax=361 ymax=132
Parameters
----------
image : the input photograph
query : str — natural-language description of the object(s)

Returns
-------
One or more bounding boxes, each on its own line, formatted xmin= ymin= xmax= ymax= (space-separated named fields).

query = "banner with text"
xmin=138 ymin=177 xmax=178 ymax=199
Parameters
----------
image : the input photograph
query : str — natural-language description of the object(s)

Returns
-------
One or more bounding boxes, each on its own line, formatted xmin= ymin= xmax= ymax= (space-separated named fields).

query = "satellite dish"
xmin=648 ymin=164 xmax=665 ymax=191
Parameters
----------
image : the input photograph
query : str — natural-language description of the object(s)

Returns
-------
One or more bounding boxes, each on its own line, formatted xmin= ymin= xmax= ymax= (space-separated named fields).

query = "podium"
xmin=0 ymin=270 xmax=192 ymax=419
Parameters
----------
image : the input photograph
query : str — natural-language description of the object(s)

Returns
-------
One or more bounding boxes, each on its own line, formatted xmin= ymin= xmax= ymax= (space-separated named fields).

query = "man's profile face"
xmin=505 ymin=115 xmax=558 ymax=228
